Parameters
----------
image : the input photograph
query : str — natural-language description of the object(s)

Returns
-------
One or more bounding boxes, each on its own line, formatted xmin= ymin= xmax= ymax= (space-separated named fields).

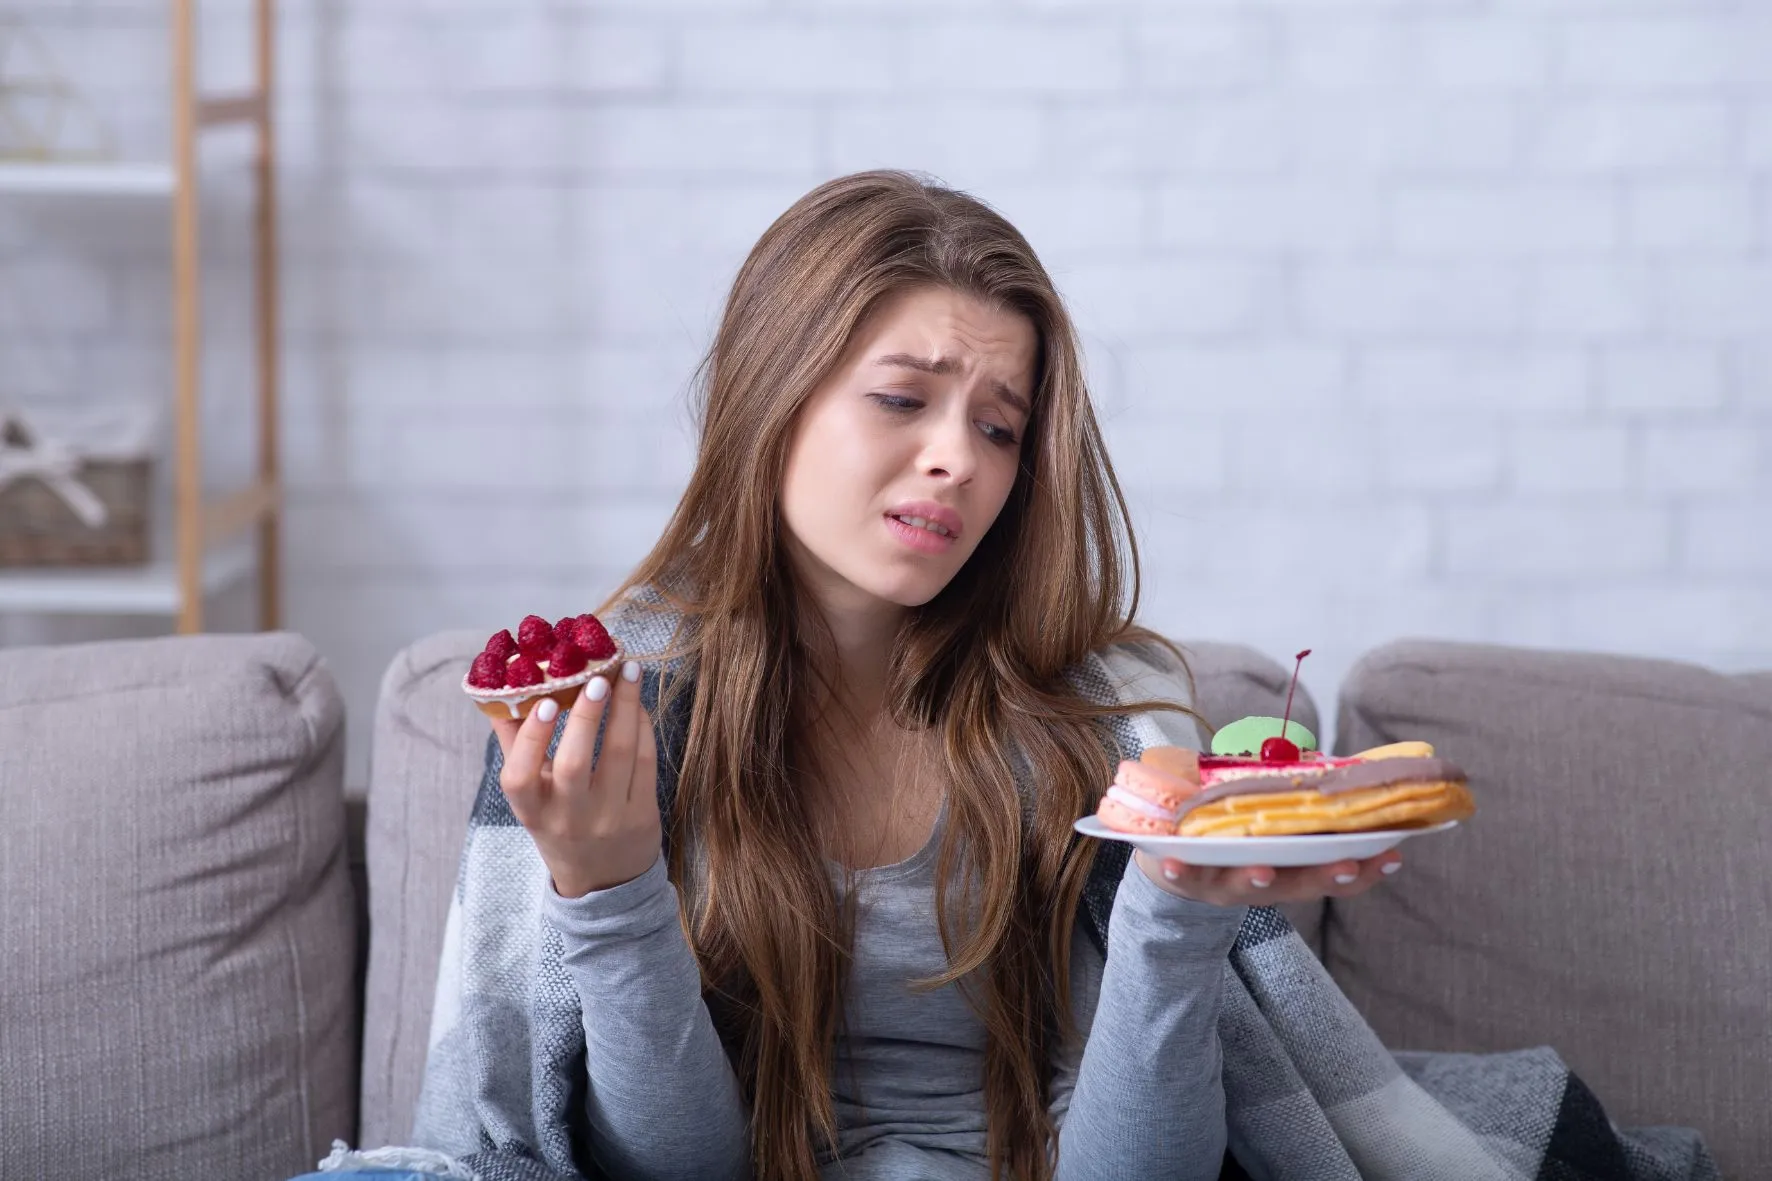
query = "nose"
xmin=918 ymin=403 xmax=980 ymax=484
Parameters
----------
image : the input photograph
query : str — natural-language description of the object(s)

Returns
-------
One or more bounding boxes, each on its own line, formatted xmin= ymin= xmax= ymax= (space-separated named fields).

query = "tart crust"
xmin=462 ymin=646 xmax=624 ymax=720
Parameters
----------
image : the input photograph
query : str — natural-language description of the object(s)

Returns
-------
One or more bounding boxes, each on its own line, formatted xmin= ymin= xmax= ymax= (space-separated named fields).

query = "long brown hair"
xmin=596 ymin=170 xmax=1200 ymax=1180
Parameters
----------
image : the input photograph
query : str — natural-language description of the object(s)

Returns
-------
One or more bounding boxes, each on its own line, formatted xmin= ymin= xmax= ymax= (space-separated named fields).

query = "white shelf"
xmin=0 ymin=539 xmax=256 ymax=615
xmin=0 ymin=161 xmax=176 ymax=198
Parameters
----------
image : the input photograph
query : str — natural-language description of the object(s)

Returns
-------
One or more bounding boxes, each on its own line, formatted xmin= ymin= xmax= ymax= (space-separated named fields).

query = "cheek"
xmin=984 ymin=450 xmax=1022 ymax=511
xmin=782 ymin=409 xmax=881 ymax=529
xmin=961 ymin=455 xmax=1022 ymax=546
xmin=805 ymin=408 xmax=899 ymax=490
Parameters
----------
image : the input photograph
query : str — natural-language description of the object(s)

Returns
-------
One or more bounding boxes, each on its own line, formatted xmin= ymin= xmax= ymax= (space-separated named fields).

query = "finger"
xmin=550 ymin=676 xmax=612 ymax=790
xmin=1242 ymin=864 xmax=1276 ymax=891
xmin=1321 ymin=859 xmax=1365 ymax=895
xmin=1344 ymin=852 xmax=1404 ymax=893
xmin=490 ymin=716 xmax=523 ymax=763
xmin=1160 ymin=858 xmax=1222 ymax=897
xmin=587 ymin=661 xmax=639 ymax=806
xmin=501 ymin=696 xmax=562 ymax=796
xmin=613 ymin=660 xmax=645 ymax=804
xmin=628 ymin=701 xmax=659 ymax=815
xmin=1253 ymin=863 xmax=1343 ymax=904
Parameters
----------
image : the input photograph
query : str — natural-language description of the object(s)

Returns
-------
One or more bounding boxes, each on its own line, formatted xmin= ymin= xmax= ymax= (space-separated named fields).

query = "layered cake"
xmin=1095 ymin=648 xmax=1475 ymax=838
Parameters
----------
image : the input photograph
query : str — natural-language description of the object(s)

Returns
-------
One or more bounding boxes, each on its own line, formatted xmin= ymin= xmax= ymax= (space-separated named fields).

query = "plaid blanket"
xmin=348 ymin=599 xmax=1719 ymax=1181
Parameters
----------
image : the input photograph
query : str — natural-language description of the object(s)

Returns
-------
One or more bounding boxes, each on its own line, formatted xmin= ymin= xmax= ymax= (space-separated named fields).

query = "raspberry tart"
xmin=462 ymin=612 xmax=622 ymax=720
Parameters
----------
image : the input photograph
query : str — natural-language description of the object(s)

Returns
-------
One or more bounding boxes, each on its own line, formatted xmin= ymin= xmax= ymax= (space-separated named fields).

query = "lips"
xmin=884 ymin=501 xmax=963 ymax=540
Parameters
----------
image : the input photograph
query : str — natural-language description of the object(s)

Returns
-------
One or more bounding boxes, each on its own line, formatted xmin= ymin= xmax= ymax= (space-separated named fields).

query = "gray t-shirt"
xmin=545 ymin=809 xmax=1244 ymax=1181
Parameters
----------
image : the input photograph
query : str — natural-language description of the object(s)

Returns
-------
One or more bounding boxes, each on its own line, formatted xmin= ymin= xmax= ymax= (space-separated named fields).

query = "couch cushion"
xmin=1179 ymin=639 xmax=1323 ymax=743
xmin=0 ymin=632 xmax=356 ymax=1181
xmin=359 ymin=631 xmax=1322 ymax=1147
xmin=358 ymin=630 xmax=490 ymax=1151
xmin=1330 ymin=639 xmax=1771 ymax=1178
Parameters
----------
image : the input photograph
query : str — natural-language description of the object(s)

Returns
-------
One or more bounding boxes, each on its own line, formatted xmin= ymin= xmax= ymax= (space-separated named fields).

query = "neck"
xmin=784 ymin=574 xmax=946 ymax=865
xmin=824 ymin=618 xmax=897 ymax=717
xmin=789 ymin=555 xmax=908 ymax=725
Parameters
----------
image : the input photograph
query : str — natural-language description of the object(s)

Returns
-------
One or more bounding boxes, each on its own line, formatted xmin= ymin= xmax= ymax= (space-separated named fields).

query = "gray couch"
xmin=1 ymin=630 xmax=1765 ymax=1180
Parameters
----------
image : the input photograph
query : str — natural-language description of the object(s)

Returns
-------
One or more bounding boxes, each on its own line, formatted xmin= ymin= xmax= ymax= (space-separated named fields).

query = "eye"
xmin=868 ymin=393 xmax=1020 ymax=446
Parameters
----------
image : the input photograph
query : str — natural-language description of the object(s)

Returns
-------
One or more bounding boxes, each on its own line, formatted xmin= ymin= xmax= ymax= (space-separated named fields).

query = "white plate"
xmin=1072 ymin=816 xmax=1461 ymax=867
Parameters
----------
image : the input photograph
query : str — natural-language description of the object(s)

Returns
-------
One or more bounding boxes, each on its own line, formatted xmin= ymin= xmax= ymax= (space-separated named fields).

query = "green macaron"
xmin=1209 ymin=715 xmax=1318 ymax=757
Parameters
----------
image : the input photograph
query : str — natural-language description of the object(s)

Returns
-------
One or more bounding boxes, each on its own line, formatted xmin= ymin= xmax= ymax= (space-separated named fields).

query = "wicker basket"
xmin=0 ymin=414 xmax=153 ymax=567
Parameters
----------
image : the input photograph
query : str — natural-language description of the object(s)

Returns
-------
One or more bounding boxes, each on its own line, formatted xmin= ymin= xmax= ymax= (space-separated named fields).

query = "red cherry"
xmin=1260 ymin=736 xmax=1302 ymax=763
xmin=1274 ymin=647 xmax=1312 ymax=756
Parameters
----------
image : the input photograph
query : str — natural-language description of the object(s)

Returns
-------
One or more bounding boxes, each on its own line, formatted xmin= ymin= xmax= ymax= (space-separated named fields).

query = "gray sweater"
xmin=543 ymin=807 xmax=1246 ymax=1181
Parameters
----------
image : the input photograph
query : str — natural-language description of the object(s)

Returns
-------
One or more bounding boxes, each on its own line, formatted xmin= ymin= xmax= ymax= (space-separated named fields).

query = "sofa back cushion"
xmin=1331 ymin=639 xmax=1772 ymax=1179
xmin=358 ymin=630 xmax=489 ymax=1150
xmin=0 ymin=632 xmax=356 ymax=1181
xmin=358 ymin=631 xmax=1321 ymax=1146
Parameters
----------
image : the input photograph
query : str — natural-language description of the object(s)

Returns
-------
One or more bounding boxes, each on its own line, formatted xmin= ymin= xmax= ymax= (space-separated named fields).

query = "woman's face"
xmin=779 ymin=285 xmax=1037 ymax=614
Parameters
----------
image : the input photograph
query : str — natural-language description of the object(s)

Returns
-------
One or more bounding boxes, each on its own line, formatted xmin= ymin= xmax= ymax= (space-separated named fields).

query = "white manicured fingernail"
xmin=1162 ymin=865 xmax=1181 ymax=882
xmin=587 ymin=676 xmax=609 ymax=702
xmin=1381 ymin=862 xmax=1403 ymax=875
xmin=1250 ymin=877 xmax=1272 ymax=889
xmin=621 ymin=660 xmax=640 ymax=683
xmin=1334 ymin=872 xmax=1357 ymax=885
xmin=535 ymin=699 xmax=559 ymax=723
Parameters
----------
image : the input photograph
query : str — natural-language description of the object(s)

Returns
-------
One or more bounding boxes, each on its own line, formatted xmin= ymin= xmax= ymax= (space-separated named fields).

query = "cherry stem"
xmin=1280 ymin=648 xmax=1311 ymax=742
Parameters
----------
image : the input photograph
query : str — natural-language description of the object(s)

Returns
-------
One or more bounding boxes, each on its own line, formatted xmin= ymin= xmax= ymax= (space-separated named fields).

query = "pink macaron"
xmin=1095 ymin=747 xmax=1202 ymax=836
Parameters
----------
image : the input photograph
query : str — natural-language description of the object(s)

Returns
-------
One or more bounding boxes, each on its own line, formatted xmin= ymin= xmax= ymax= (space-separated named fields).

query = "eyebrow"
xmin=874 ymin=353 xmax=1032 ymax=417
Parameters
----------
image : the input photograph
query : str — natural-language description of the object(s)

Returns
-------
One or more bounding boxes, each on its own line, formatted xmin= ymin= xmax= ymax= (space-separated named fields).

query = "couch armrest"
xmin=0 ymin=632 xmax=358 ymax=1181
xmin=1329 ymin=639 xmax=1772 ymax=1178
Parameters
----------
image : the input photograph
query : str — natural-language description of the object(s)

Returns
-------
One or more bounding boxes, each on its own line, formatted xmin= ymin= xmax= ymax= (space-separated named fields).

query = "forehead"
xmin=854 ymin=287 xmax=1038 ymax=380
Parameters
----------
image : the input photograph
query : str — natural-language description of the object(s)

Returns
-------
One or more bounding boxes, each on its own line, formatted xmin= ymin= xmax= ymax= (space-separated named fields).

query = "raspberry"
xmin=483 ymin=629 xmax=518 ymax=664
xmin=553 ymin=615 xmax=577 ymax=641
xmin=517 ymin=614 xmax=555 ymax=659
xmin=505 ymin=655 xmax=544 ymax=688
xmin=558 ymin=617 xmax=592 ymax=653
xmin=468 ymin=651 xmax=508 ymax=689
xmin=546 ymin=639 xmax=588 ymax=678
xmin=568 ymin=614 xmax=616 ymax=660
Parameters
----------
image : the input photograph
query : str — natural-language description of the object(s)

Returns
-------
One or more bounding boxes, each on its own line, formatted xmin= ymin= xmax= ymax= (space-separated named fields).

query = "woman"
xmin=308 ymin=170 xmax=1398 ymax=1181
xmin=502 ymin=169 xmax=1396 ymax=1177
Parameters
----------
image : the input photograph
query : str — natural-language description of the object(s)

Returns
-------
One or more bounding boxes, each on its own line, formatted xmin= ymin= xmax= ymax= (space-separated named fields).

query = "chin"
xmin=855 ymin=565 xmax=956 ymax=610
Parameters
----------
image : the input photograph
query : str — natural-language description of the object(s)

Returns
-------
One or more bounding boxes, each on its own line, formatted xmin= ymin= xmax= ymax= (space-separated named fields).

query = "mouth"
xmin=886 ymin=512 xmax=956 ymax=539
xmin=884 ymin=512 xmax=959 ymax=553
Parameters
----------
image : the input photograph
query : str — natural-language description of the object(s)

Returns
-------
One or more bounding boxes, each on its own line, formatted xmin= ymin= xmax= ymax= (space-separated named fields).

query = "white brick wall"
xmin=3 ymin=0 xmax=1769 ymax=788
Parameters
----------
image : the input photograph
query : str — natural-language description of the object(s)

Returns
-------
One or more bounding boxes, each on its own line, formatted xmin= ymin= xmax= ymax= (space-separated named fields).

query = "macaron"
xmin=1352 ymin=740 xmax=1435 ymax=760
xmin=1095 ymin=745 xmax=1202 ymax=836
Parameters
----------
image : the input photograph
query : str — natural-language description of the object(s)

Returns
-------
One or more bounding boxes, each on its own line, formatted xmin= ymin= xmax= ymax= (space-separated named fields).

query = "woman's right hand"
xmin=490 ymin=659 xmax=662 ymax=898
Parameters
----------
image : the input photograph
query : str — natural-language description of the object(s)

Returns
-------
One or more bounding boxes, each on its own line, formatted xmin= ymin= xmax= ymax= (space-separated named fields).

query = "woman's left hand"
xmin=1134 ymin=847 xmax=1402 ymax=908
